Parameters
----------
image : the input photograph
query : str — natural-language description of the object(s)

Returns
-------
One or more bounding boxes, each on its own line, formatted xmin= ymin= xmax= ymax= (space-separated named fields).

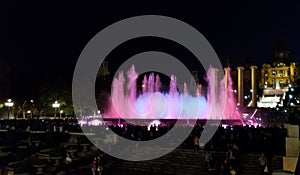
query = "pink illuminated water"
xmin=105 ymin=65 xmax=241 ymax=120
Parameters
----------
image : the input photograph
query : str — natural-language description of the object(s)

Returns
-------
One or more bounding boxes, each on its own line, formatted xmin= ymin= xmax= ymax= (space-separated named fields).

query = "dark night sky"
xmin=1 ymin=1 xmax=300 ymax=99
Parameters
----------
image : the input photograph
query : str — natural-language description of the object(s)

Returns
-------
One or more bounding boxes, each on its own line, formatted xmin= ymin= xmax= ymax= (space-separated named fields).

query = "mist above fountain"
xmin=104 ymin=65 xmax=241 ymax=120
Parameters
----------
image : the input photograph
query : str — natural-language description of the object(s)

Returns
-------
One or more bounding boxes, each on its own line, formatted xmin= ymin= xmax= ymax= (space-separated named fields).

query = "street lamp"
xmin=27 ymin=110 xmax=32 ymax=119
xmin=60 ymin=110 xmax=63 ymax=118
xmin=97 ymin=110 xmax=101 ymax=118
xmin=52 ymin=101 xmax=60 ymax=118
xmin=4 ymin=99 xmax=14 ymax=119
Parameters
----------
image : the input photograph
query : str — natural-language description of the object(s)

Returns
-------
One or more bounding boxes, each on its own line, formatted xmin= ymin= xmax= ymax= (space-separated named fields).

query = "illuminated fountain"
xmin=104 ymin=65 xmax=241 ymax=120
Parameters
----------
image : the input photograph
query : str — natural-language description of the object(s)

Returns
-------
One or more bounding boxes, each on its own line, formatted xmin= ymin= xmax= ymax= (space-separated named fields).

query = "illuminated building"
xmin=257 ymin=44 xmax=300 ymax=108
xmin=97 ymin=61 xmax=110 ymax=78
xmin=260 ymin=62 xmax=299 ymax=90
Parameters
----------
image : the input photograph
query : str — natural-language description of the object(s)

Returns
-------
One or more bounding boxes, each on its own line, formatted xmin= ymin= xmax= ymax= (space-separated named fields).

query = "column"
xmin=237 ymin=67 xmax=244 ymax=107
xmin=224 ymin=67 xmax=230 ymax=92
xmin=250 ymin=66 xmax=257 ymax=107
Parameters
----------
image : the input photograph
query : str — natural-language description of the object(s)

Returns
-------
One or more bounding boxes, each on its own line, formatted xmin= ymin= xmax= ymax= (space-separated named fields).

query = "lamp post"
xmin=52 ymin=101 xmax=60 ymax=119
xmin=60 ymin=110 xmax=63 ymax=119
xmin=4 ymin=99 xmax=14 ymax=119
xmin=30 ymin=99 xmax=34 ymax=119
xmin=27 ymin=110 xmax=32 ymax=119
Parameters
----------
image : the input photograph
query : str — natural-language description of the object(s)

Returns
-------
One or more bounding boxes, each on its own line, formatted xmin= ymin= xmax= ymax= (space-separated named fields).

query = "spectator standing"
xmin=194 ymin=136 xmax=199 ymax=152
xmin=258 ymin=152 xmax=268 ymax=175
xmin=221 ymin=159 xmax=231 ymax=175
xmin=97 ymin=154 xmax=104 ymax=175
xmin=91 ymin=156 xmax=97 ymax=175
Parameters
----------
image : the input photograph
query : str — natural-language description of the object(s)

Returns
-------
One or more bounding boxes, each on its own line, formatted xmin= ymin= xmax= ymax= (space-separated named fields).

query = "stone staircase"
xmin=239 ymin=154 xmax=283 ymax=174
xmin=272 ymin=156 xmax=283 ymax=171
xmin=110 ymin=147 xmax=284 ymax=175
xmin=112 ymin=148 xmax=206 ymax=175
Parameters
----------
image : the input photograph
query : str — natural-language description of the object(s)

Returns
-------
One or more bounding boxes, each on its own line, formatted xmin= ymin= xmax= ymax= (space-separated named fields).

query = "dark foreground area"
xmin=0 ymin=119 xmax=292 ymax=174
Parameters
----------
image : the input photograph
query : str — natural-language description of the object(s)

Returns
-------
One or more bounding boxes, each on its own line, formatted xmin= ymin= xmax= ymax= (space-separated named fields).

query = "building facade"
xmin=257 ymin=44 xmax=300 ymax=108
xmin=260 ymin=62 xmax=299 ymax=90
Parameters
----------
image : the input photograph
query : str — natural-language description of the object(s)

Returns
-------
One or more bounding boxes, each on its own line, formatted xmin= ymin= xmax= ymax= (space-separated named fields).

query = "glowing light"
xmin=88 ymin=119 xmax=102 ymax=126
xmin=52 ymin=101 xmax=60 ymax=108
xmin=221 ymin=124 xmax=228 ymax=129
xmin=4 ymin=99 xmax=14 ymax=107
xmin=117 ymin=123 xmax=123 ymax=128
xmin=78 ymin=120 xmax=87 ymax=126
xmin=148 ymin=120 xmax=161 ymax=131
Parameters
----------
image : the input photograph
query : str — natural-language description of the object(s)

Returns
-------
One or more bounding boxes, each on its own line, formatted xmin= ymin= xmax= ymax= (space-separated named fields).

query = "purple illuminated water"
xmin=105 ymin=65 xmax=241 ymax=120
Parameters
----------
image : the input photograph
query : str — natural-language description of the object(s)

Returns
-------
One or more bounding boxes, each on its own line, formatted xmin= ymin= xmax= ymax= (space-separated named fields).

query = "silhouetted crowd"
xmin=0 ymin=119 xmax=288 ymax=157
